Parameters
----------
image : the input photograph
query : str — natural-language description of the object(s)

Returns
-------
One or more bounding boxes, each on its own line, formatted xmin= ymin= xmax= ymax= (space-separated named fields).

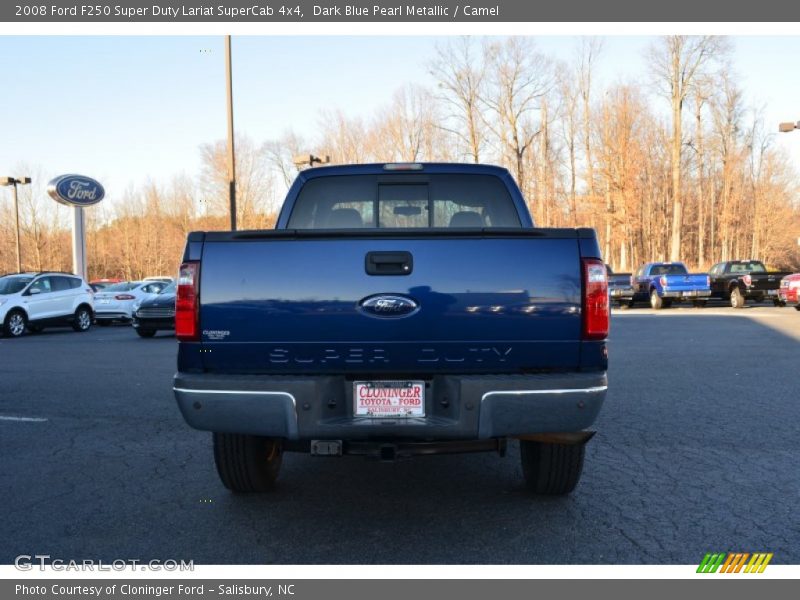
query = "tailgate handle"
xmin=365 ymin=251 xmax=413 ymax=276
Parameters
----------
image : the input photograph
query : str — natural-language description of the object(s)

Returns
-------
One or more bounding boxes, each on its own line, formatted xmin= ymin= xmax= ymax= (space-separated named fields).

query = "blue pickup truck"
xmin=173 ymin=163 xmax=609 ymax=495
xmin=632 ymin=262 xmax=711 ymax=309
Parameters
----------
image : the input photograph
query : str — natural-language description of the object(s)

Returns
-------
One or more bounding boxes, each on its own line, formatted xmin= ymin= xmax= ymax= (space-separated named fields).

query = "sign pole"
xmin=47 ymin=174 xmax=104 ymax=280
xmin=72 ymin=206 xmax=87 ymax=280
xmin=12 ymin=181 xmax=22 ymax=272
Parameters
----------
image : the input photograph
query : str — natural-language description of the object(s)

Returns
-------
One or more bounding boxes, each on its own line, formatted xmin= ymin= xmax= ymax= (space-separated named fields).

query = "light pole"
xmin=778 ymin=123 xmax=800 ymax=249
xmin=1 ymin=176 xmax=31 ymax=272
xmin=225 ymin=35 xmax=237 ymax=231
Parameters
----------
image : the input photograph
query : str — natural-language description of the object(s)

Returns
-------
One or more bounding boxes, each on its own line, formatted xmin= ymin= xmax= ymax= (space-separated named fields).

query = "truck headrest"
xmin=326 ymin=208 xmax=364 ymax=228
xmin=449 ymin=211 xmax=484 ymax=228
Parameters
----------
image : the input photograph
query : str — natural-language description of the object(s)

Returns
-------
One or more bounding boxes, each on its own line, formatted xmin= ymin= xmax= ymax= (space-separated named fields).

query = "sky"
xmin=2 ymin=35 xmax=800 ymax=209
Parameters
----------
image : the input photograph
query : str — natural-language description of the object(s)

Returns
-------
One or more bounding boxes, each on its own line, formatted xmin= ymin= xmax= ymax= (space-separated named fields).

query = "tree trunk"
xmin=695 ymin=98 xmax=705 ymax=266
xmin=670 ymin=98 xmax=682 ymax=261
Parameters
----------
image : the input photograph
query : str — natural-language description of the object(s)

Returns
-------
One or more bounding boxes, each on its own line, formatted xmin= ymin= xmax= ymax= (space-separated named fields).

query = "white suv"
xmin=0 ymin=272 xmax=95 ymax=338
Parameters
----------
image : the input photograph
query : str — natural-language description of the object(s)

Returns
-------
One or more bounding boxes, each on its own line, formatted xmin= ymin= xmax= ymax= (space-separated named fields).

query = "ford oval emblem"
xmin=47 ymin=174 xmax=105 ymax=208
xmin=359 ymin=294 xmax=419 ymax=318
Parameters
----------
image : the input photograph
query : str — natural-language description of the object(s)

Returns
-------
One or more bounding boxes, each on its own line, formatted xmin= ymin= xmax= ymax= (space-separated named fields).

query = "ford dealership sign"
xmin=47 ymin=174 xmax=105 ymax=207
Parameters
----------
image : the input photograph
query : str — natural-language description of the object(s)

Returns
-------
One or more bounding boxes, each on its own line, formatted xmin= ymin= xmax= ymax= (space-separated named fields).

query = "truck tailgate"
xmin=663 ymin=274 xmax=709 ymax=291
xmin=195 ymin=234 xmax=584 ymax=374
xmin=749 ymin=273 xmax=789 ymax=291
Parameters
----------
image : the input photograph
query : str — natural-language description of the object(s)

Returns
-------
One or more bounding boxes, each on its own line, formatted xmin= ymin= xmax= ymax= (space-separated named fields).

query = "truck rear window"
xmin=286 ymin=174 xmax=522 ymax=229
xmin=650 ymin=264 xmax=688 ymax=276
xmin=729 ymin=261 xmax=767 ymax=273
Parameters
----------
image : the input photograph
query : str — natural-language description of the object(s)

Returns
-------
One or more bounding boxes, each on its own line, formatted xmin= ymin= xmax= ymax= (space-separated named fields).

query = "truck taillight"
xmin=582 ymin=258 xmax=609 ymax=341
xmin=742 ymin=274 xmax=752 ymax=287
xmin=706 ymin=275 xmax=711 ymax=287
xmin=176 ymin=262 xmax=200 ymax=341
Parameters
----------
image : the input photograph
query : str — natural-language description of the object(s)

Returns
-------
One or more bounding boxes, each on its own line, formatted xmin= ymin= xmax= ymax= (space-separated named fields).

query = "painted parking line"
xmin=612 ymin=311 xmax=785 ymax=317
xmin=0 ymin=415 xmax=48 ymax=423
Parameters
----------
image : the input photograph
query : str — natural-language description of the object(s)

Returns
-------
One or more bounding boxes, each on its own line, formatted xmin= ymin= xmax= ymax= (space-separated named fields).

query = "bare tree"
xmin=376 ymin=84 xmax=438 ymax=162
xmin=430 ymin=37 xmax=487 ymax=162
xmin=648 ymin=35 xmax=730 ymax=261
xmin=577 ymin=37 xmax=603 ymax=199
xmin=199 ymin=135 xmax=275 ymax=229
xmin=481 ymin=38 xmax=553 ymax=203
xmin=556 ymin=60 xmax=580 ymax=218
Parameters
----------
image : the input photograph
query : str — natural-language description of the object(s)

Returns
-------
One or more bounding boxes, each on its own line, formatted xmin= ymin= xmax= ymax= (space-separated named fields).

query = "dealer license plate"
xmin=354 ymin=381 xmax=425 ymax=418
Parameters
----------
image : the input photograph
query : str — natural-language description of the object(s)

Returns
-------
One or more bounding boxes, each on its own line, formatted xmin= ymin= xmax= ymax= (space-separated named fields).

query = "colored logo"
xmin=697 ymin=552 xmax=773 ymax=573
xmin=47 ymin=174 xmax=105 ymax=207
xmin=358 ymin=294 xmax=419 ymax=318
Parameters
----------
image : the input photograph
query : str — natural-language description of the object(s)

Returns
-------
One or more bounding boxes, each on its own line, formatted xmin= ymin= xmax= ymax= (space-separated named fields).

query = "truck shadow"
xmin=194 ymin=310 xmax=800 ymax=563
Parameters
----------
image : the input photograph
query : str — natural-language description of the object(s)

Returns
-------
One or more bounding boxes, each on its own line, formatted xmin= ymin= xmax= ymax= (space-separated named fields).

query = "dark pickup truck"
xmin=708 ymin=260 xmax=792 ymax=308
xmin=173 ymin=163 xmax=609 ymax=496
xmin=606 ymin=265 xmax=634 ymax=308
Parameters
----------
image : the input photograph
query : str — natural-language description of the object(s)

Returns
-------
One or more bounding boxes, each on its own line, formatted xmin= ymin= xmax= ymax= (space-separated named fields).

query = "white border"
xmin=2 ymin=16 xmax=797 ymax=578
xmin=1 ymin=564 xmax=799 ymax=579
xmin=2 ymin=22 xmax=800 ymax=35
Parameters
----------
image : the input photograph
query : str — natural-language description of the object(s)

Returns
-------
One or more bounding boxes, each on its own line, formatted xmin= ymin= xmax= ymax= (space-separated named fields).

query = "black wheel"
xmin=96 ymin=320 xmax=111 ymax=327
xmin=774 ymin=300 xmax=786 ymax=307
xmin=520 ymin=440 xmax=585 ymax=495
xmin=795 ymin=305 xmax=800 ymax=312
xmin=72 ymin=306 xmax=92 ymax=331
xmin=135 ymin=328 xmax=157 ymax=338
xmin=730 ymin=287 xmax=746 ymax=309
xmin=213 ymin=433 xmax=283 ymax=493
xmin=650 ymin=290 xmax=664 ymax=310
xmin=3 ymin=310 xmax=27 ymax=338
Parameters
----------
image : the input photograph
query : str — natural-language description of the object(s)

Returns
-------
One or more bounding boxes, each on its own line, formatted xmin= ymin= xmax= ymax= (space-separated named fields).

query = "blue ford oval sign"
xmin=359 ymin=294 xmax=419 ymax=318
xmin=47 ymin=174 xmax=105 ymax=207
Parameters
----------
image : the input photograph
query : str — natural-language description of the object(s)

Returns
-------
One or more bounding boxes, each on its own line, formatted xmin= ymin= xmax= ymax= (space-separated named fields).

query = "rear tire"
xmin=795 ymin=305 xmax=800 ymax=312
xmin=3 ymin=310 xmax=27 ymax=338
xmin=72 ymin=307 xmax=92 ymax=332
xmin=650 ymin=290 xmax=664 ymax=310
xmin=520 ymin=440 xmax=585 ymax=495
xmin=730 ymin=287 xmax=746 ymax=309
xmin=135 ymin=329 xmax=157 ymax=338
xmin=213 ymin=433 xmax=283 ymax=493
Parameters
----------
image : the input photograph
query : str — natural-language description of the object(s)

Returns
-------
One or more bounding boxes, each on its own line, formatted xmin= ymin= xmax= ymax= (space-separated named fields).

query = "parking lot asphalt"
xmin=1 ymin=304 xmax=798 ymax=565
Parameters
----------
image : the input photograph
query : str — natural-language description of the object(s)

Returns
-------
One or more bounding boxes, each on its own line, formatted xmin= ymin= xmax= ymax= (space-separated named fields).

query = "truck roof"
xmin=295 ymin=162 xmax=513 ymax=181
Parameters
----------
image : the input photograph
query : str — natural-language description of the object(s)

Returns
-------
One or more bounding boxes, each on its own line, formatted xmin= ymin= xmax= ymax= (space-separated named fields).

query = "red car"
xmin=778 ymin=273 xmax=800 ymax=310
